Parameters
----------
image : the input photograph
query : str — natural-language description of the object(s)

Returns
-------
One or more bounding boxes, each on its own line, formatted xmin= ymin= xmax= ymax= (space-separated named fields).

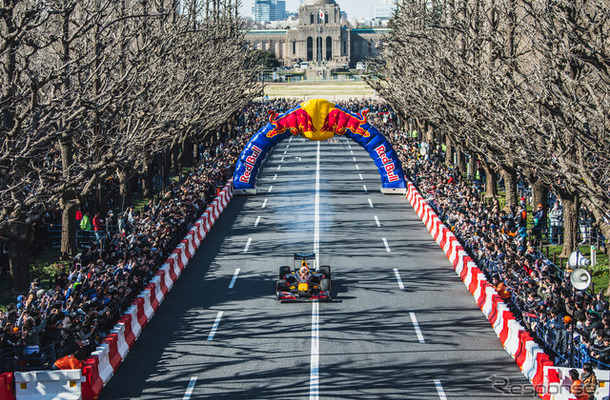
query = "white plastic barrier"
xmin=15 ymin=369 xmax=85 ymax=400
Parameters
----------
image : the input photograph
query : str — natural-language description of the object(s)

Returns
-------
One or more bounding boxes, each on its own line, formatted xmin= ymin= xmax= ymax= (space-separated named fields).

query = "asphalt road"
xmin=102 ymin=136 xmax=534 ymax=400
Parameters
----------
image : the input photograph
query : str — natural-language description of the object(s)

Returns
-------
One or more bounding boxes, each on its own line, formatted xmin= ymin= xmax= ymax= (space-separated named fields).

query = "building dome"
xmin=303 ymin=0 xmax=337 ymax=5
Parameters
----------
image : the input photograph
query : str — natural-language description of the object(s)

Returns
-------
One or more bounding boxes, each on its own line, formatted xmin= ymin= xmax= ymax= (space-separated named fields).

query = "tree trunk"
xmin=117 ymin=168 xmax=132 ymax=210
xmin=500 ymin=165 xmax=518 ymax=210
xmin=171 ymin=143 xmax=180 ymax=175
xmin=142 ymin=161 xmax=154 ymax=199
xmin=559 ymin=190 xmax=579 ymax=258
xmin=60 ymin=194 xmax=78 ymax=257
xmin=483 ymin=161 xmax=498 ymax=199
xmin=8 ymin=231 xmax=30 ymax=293
xmin=445 ymin=135 xmax=454 ymax=166
xmin=181 ymin=138 xmax=193 ymax=167
xmin=456 ymin=148 xmax=467 ymax=177
xmin=531 ymin=178 xmax=548 ymax=209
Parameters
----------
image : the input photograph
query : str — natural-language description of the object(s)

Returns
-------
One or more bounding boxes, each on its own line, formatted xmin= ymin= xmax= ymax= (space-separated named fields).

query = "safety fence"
xmin=405 ymin=181 xmax=555 ymax=395
xmin=0 ymin=180 xmax=234 ymax=400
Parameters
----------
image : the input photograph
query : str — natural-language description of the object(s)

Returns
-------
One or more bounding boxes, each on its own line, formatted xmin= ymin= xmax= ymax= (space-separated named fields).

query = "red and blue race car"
xmin=276 ymin=253 xmax=332 ymax=302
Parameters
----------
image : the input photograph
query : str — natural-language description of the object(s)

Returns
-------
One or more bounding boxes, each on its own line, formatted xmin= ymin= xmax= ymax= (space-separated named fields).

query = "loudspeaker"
xmin=568 ymin=251 xmax=591 ymax=268
xmin=570 ymin=268 xmax=592 ymax=291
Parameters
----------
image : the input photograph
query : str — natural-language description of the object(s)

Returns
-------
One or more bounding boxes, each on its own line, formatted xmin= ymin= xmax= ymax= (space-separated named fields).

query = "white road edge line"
xmin=434 ymin=379 xmax=447 ymax=400
xmin=363 ymin=185 xmax=368 ymax=193
xmin=374 ymin=216 xmax=381 ymax=227
xmin=207 ymin=311 xmax=224 ymax=341
xmin=262 ymin=199 xmax=268 ymax=208
xmin=243 ymin=238 xmax=252 ymax=253
xmin=368 ymin=198 xmax=374 ymax=208
xmin=382 ymin=238 xmax=391 ymax=252
xmin=228 ymin=268 xmax=241 ymax=289
xmin=268 ymin=185 xmax=273 ymax=193
xmin=393 ymin=268 xmax=405 ymax=290
xmin=314 ymin=141 xmax=320 ymax=256
xmin=359 ymin=173 xmax=363 ymax=180
xmin=410 ymin=312 xmax=426 ymax=343
xmin=182 ymin=376 xmax=198 ymax=400
xmin=254 ymin=216 xmax=261 ymax=227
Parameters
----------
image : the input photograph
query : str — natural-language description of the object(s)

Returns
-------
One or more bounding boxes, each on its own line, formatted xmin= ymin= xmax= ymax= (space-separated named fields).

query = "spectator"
xmin=569 ymin=368 xmax=588 ymax=400
xmin=549 ymin=202 xmax=563 ymax=245
xmin=581 ymin=362 xmax=597 ymax=400
xmin=92 ymin=212 xmax=105 ymax=245
xmin=532 ymin=204 xmax=546 ymax=244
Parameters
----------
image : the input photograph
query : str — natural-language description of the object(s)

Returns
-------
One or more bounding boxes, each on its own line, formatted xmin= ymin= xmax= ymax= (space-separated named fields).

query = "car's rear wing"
xmin=293 ymin=253 xmax=317 ymax=269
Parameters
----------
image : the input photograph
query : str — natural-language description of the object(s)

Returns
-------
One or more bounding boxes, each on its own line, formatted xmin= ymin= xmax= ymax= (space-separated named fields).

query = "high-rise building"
xmin=253 ymin=0 xmax=287 ymax=23
xmin=374 ymin=0 xmax=396 ymax=20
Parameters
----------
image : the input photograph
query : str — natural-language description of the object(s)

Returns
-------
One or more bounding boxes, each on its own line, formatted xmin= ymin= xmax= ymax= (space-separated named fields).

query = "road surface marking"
xmin=314 ymin=141 xmax=320 ymax=255
xmin=368 ymin=199 xmax=374 ymax=208
xmin=310 ymin=301 xmax=320 ymax=400
xmin=228 ymin=268 xmax=240 ymax=289
xmin=434 ymin=380 xmax=447 ymax=400
xmin=363 ymin=185 xmax=368 ymax=193
xmin=383 ymin=238 xmax=391 ymax=252
xmin=243 ymin=238 xmax=252 ymax=253
xmin=268 ymin=185 xmax=273 ymax=193
xmin=283 ymin=150 xmax=287 ymax=155
xmin=374 ymin=216 xmax=381 ymax=227
xmin=355 ymin=164 xmax=360 ymax=170
xmin=410 ymin=312 xmax=425 ymax=343
xmin=273 ymin=174 xmax=277 ymax=180
xmin=393 ymin=268 xmax=405 ymax=290
xmin=207 ymin=311 xmax=224 ymax=341
xmin=350 ymin=150 xmax=354 ymax=155
xmin=262 ymin=199 xmax=268 ymax=208
xmin=182 ymin=377 xmax=197 ymax=400
xmin=254 ymin=216 xmax=261 ymax=227
xmin=277 ymin=165 xmax=281 ymax=171
xmin=281 ymin=157 xmax=284 ymax=162
xmin=353 ymin=157 xmax=357 ymax=162
xmin=359 ymin=173 xmax=364 ymax=180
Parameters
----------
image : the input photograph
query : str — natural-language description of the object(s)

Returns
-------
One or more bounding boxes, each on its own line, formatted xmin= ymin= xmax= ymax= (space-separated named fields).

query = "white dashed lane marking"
xmin=368 ymin=199 xmax=374 ymax=208
xmin=268 ymin=186 xmax=273 ymax=193
xmin=262 ymin=199 xmax=268 ymax=208
xmin=382 ymin=238 xmax=391 ymax=252
xmin=434 ymin=380 xmax=447 ymax=400
xmin=182 ymin=377 xmax=197 ymax=400
xmin=374 ymin=216 xmax=381 ymax=227
xmin=243 ymin=238 xmax=252 ymax=253
xmin=410 ymin=312 xmax=426 ymax=343
xmin=273 ymin=174 xmax=277 ymax=180
xmin=207 ymin=311 xmax=224 ymax=341
xmin=393 ymin=268 xmax=404 ymax=290
xmin=355 ymin=165 xmax=360 ymax=170
xmin=359 ymin=174 xmax=363 ymax=180
xmin=228 ymin=268 xmax=240 ymax=289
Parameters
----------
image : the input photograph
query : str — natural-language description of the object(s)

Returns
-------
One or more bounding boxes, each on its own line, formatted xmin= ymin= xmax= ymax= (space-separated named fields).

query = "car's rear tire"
xmin=320 ymin=279 xmax=333 ymax=298
xmin=279 ymin=266 xmax=290 ymax=280
xmin=276 ymin=280 xmax=287 ymax=299
xmin=320 ymin=266 xmax=331 ymax=279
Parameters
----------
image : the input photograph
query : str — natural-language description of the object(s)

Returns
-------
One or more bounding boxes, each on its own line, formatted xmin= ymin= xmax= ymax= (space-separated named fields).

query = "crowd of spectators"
xmin=0 ymin=100 xmax=295 ymax=373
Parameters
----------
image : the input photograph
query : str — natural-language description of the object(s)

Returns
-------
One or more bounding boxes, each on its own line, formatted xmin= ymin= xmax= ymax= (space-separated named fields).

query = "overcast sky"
xmin=239 ymin=0 xmax=376 ymax=21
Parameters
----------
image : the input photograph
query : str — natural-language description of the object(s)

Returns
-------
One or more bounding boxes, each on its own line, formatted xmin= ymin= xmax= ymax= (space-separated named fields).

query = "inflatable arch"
xmin=233 ymin=99 xmax=407 ymax=195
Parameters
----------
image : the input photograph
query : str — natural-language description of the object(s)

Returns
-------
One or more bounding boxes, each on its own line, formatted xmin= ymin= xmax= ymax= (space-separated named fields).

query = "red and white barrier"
xmin=405 ymin=181 xmax=554 ymax=396
xmin=76 ymin=181 xmax=234 ymax=400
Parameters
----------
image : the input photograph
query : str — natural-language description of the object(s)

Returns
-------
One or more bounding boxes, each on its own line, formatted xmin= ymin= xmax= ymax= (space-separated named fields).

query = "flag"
xmin=319 ymin=9 xmax=324 ymax=20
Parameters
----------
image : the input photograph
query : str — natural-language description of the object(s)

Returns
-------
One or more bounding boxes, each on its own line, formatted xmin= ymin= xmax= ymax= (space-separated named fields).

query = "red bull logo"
xmin=374 ymin=144 xmax=400 ymax=182
xmin=239 ymin=144 xmax=263 ymax=183
xmin=266 ymin=109 xmax=316 ymax=138
xmin=321 ymin=108 xmax=370 ymax=137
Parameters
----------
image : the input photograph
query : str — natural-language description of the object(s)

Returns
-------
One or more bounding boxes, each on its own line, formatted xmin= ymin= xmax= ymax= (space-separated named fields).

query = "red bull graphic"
xmin=233 ymin=99 xmax=406 ymax=192
xmin=266 ymin=109 xmax=317 ymax=138
xmin=321 ymin=108 xmax=370 ymax=137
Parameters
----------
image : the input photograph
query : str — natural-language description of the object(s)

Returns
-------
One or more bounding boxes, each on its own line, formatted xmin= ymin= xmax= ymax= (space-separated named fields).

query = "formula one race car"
xmin=276 ymin=253 xmax=332 ymax=302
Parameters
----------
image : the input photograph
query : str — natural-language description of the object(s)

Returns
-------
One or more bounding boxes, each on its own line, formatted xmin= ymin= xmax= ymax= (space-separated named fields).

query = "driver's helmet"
xmin=299 ymin=263 xmax=310 ymax=276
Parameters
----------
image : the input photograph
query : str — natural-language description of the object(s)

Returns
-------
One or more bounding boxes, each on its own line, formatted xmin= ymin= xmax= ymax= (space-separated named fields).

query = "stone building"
xmin=246 ymin=0 xmax=389 ymax=68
